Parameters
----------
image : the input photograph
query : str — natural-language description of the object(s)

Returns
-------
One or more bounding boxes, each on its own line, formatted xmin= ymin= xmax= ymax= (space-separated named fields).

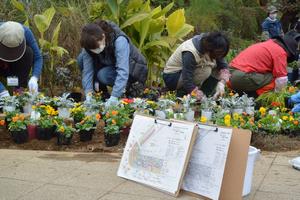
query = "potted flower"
xmin=75 ymin=114 xmax=100 ymax=142
xmin=143 ymin=87 xmax=160 ymax=101
xmin=156 ymin=99 xmax=176 ymax=119
xmin=4 ymin=110 xmax=20 ymax=129
xmin=104 ymin=123 xmax=120 ymax=147
xmin=218 ymin=97 xmax=231 ymax=114
xmin=55 ymin=93 xmax=74 ymax=118
xmin=229 ymin=93 xmax=243 ymax=115
xmin=0 ymin=96 xmax=19 ymax=112
xmin=70 ymin=103 xmax=86 ymax=124
xmin=8 ymin=114 xmax=28 ymax=144
xmin=0 ymin=119 xmax=5 ymax=129
xmin=36 ymin=117 xmax=55 ymax=140
xmin=241 ymin=94 xmax=255 ymax=115
xmin=56 ymin=123 xmax=75 ymax=145
xmin=178 ymin=95 xmax=197 ymax=121
xmin=16 ymin=91 xmax=36 ymax=114
xmin=200 ymin=97 xmax=216 ymax=122
xmin=83 ymin=97 xmax=102 ymax=117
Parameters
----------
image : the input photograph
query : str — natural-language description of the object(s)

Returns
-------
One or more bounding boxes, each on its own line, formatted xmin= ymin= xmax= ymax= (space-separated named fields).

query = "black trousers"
xmin=0 ymin=46 xmax=33 ymax=88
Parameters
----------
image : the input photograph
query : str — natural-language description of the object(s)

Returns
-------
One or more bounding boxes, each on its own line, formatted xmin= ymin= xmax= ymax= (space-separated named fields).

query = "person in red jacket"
xmin=229 ymin=31 xmax=300 ymax=97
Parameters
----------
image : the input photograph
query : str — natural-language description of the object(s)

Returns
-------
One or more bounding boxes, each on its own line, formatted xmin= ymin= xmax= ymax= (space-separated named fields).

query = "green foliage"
xmin=37 ymin=117 xmax=54 ymax=128
xmin=75 ymin=117 xmax=97 ymax=131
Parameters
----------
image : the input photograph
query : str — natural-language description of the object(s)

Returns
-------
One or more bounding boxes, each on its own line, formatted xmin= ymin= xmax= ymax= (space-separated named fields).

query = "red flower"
xmin=122 ymin=98 xmax=134 ymax=104
xmin=271 ymin=102 xmax=281 ymax=107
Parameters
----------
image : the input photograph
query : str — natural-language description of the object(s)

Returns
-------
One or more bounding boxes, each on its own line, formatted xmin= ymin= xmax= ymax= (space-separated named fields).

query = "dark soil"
xmin=1 ymin=125 xmax=300 ymax=152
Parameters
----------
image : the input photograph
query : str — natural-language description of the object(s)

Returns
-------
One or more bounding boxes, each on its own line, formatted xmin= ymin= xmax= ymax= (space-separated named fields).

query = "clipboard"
xmin=117 ymin=114 xmax=198 ymax=196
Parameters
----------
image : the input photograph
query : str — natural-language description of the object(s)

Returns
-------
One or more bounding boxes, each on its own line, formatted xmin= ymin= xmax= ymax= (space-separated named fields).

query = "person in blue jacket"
xmin=261 ymin=5 xmax=284 ymax=40
xmin=77 ymin=20 xmax=147 ymax=108
xmin=0 ymin=21 xmax=43 ymax=97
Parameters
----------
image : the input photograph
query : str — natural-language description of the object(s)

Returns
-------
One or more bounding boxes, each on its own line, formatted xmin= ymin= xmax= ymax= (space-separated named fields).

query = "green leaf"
xmin=10 ymin=0 xmax=25 ymax=12
xmin=50 ymin=46 xmax=69 ymax=57
xmin=120 ymin=12 xmax=150 ymax=29
xmin=173 ymin=24 xmax=194 ymax=39
xmin=166 ymin=9 xmax=185 ymax=37
xmin=38 ymin=38 xmax=51 ymax=50
xmin=107 ymin=0 xmax=119 ymax=19
xmin=139 ymin=18 xmax=150 ymax=48
xmin=34 ymin=15 xmax=48 ymax=35
xmin=24 ymin=18 xmax=30 ymax=27
xmin=142 ymin=40 xmax=170 ymax=50
xmin=153 ymin=2 xmax=174 ymax=18
xmin=42 ymin=6 xmax=56 ymax=28
xmin=150 ymin=6 xmax=161 ymax=17
xmin=127 ymin=0 xmax=143 ymax=11
xmin=65 ymin=59 xmax=77 ymax=66
xmin=148 ymin=17 xmax=165 ymax=34
xmin=51 ymin=21 xmax=61 ymax=46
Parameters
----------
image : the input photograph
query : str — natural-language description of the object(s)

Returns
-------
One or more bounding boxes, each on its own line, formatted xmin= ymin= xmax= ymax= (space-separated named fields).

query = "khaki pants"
xmin=229 ymin=68 xmax=273 ymax=92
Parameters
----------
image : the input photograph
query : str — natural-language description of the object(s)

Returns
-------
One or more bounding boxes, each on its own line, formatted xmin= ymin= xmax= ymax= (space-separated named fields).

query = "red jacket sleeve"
xmin=272 ymin=53 xmax=288 ymax=78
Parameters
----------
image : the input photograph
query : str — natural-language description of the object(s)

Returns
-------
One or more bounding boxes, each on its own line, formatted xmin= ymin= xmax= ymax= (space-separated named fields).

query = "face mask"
xmin=269 ymin=13 xmax=277 ymax=20
xmin=90 ymin=41 xmax=105 ymax=54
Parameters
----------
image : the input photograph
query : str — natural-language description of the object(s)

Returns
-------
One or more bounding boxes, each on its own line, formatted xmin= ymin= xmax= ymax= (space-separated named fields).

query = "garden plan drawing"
xmin=118 ymin=115 xmax=196 ymax=196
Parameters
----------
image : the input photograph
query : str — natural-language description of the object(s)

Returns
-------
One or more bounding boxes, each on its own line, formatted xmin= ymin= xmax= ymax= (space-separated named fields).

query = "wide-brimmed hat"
xmin=267 ymin=5 xmax=278 ymax=14
xmin=0 ymin=21 xmax=26 ymax=62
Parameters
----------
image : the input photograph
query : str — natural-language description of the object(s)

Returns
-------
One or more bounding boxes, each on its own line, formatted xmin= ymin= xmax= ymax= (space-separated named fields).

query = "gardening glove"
xmin=218 ymin=69 xmax=231 ymax=82
xmin=191 ymin=87 xmax=205 ymax=101
xmin=0 ymin=90 xmax=10 ymax=99
xmin=105 ymin=96 xmax=119 ymax=109
xmin=213 ymin=81 xmax=225 ymax=100
xmin=94 ymin=81 xmax=100 ymax=92
xmin=274 ymin=76 xmax=288 ymax=92
xmin=28 ymin=76 xmax=38 ymax=94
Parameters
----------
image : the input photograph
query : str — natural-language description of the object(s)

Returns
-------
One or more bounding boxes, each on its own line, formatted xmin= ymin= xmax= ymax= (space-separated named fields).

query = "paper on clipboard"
xmin=182 ymin=124 xmax=232 ymax=200
xmin=117 ymin=114 xmax=197 ymax=196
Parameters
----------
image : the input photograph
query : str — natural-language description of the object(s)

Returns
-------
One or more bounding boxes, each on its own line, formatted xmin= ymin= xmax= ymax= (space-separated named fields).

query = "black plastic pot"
xmin=104 ymin=132 xmax=120 ymax=147
xmin=37 ymin=127 xmax=53 ymax=140
xmin=57 ymin=133 xmax=73 ymax=145
xmin=79 ymin=130 xmax=93 ymax=142
xmin=10 ymin=130 xmax=28 ymax=144
xmin=68 ymin=92 xmax=82 ymax=103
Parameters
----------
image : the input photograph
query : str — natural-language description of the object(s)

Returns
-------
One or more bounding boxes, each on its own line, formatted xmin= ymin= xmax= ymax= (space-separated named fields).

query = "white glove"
xmin=213 ymin=81 xmax=225 ymax=99
xmin=0 ymin=90 xmax=10 ymax=98
xmin=275 ymin=76 xmax=288 ymax=92
xmin=28 ymin=76 xmax=38 ymax=94
xmin=105 ymin=96 xmax=119 ymax=109
xmin=191 ymin=87 xmax=205 ymax=101
xmin=94 ymin=81 xmax=100 ymax=92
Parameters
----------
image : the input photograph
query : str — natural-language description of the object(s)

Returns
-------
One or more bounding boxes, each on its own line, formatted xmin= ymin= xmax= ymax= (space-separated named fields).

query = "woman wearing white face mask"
xmin=261 ymin=5 xmax=284 ymax=41
xmin=77 ymin=20 xmax=147 ymax=108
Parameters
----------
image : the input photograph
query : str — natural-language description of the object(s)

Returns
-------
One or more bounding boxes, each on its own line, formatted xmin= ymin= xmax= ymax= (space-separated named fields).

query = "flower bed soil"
xmin=1 ymin=125 xmax=300 ymax=152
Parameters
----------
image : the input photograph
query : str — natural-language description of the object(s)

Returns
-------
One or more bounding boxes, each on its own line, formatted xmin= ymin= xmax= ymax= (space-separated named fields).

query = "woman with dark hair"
xmin=163 ymin=32 xmax=230 ymax=100
xmin=77 ymin=20 xmax=147 ymax=107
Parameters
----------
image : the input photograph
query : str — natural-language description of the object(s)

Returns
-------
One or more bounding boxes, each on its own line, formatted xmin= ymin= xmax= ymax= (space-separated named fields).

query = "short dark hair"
xmin=80 ymin=23 xmax=105 ymax=49
xmin=201 ymin=32 xmax=230 ymax=57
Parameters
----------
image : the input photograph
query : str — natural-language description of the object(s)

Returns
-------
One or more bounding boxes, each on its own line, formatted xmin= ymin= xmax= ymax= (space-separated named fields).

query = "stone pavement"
xmin=0 ymin=149 xmax=299 ymax=200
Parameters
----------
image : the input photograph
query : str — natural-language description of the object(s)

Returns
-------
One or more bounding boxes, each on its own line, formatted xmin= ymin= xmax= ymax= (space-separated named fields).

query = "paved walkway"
xmin=0 ymin=149 xmax=299 ymax=200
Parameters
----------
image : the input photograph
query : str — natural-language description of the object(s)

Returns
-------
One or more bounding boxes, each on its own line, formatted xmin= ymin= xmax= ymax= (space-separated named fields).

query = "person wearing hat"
xmin=228 ymin=31 xmax=300 ymax=97
xmin=163 ymin=32 xmax=230 ymax=100
xmin=261 ymin=5 xmax=284 ymax=40
xmin=0 ymin=21 xmax=43 ymax=98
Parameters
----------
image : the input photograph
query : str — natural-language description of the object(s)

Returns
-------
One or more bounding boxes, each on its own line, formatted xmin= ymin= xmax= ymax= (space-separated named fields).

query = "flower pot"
xmin=155 ymin=110 xmax=166 ymax=119
xmin=68 ymin=92 xmax=82 ymax=103
xmin=232 ymin=108 xmax=244 ymax=115
xmin=57 ymin=133 xmax=73 ymax=145
xmin=201 ymin=110 xmax=212 ymax=121
xmin=79 ymin=130 xmax=93 ymax=142
xmin=121 ymin=126 xmax=131 ymax=136
xmin=27 ymin=124 xmax=37 ymax=140
xmin=104 ymin=132 xmax=120 ymax=147
xmin=245 ymin=106 xmax=255 ymax=115
xmin=3 ymin=106 xmax=16 ymax=113
xmin=37 ymin=127 xmax=53 ymax=140
xmin=10 ymin=130 xmax=28 ymax=144
xmin=23 ymin=103 xmax=32 ymax=114
xmin=58 ymin=107 xmax=71 ymax=118
xmin=185 ymin=110 xmax=195 ymax=122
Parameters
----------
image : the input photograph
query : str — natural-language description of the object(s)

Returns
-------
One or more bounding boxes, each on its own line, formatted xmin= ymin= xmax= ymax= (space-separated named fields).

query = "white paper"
xmin=118 ymin=115 xmax=196 ymax=195
xmin=182 ymin=124 xmax=232 ymax=200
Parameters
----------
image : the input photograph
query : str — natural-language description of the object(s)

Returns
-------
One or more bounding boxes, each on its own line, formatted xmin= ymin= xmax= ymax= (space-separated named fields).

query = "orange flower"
xmin=0 ymin=120 xmax=5 ymax=126
xmin=293 ymin=120 xmax=299 ymax=125
xmin=288 ymin=86 xmax=296 ymax=93
xmin=80 ymin=120 xmax=85 ymax=125
xmin=229 ymin=91 xmax=234 ymax=96
xmin=112 ymin=119 xmax=117 ymax=125
xmin=111 ymin=110 xmax=118 ymax=116
xmin=96 ymin=113 xmax=101 ymax=120
xmin=12 ymin=116 xmax=19 ymax=122
xmin=19 ymin=114 xmax=25 ymax=121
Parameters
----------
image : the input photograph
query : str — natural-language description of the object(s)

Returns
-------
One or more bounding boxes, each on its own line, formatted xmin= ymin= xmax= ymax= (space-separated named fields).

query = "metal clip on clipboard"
xmin=154 ymin=118 xmax=172 ymax=127
xmin=197 ymin=123 xmax=218 ymax=132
